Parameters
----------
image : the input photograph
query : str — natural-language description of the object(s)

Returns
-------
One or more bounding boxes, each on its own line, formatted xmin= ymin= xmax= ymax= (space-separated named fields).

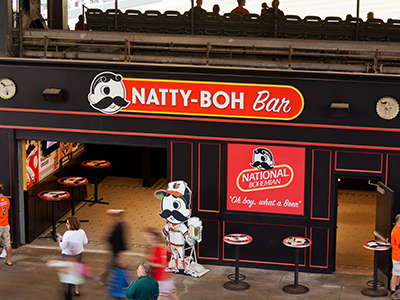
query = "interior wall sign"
xmin=227 ymin=144 xmax=306 ymax=215
xmin=88 ymin=71 xmax=304 ymax=120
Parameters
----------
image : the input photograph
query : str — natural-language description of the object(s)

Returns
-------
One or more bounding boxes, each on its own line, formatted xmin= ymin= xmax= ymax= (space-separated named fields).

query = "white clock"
xmin=376 ymin=96 xmax=399 ymax=120
xmin=0 ymin=78 xmax=17 ymax=100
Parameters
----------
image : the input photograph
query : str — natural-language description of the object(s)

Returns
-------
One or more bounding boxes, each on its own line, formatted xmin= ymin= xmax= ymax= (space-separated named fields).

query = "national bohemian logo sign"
xmin=88 ymin=71 xmax=305 ymax=120
xmin=227 ymin=144 xmax=305 ymax=215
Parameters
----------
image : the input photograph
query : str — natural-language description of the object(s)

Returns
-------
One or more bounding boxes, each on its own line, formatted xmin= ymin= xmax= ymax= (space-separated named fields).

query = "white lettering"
xmin=180 ymin=89 xmax=192 ymax=107
xmin=159 ymin=89 xmax=168 ymax=106
xmin=132 ymin=87 xmax=145 ymax=104
xmin=231 ymin=92 xmax=244 ymax=109
xmin=200 ymin=90 xmax=212 ymax=108
xmin=146 ymin=88 xmax=159 ymax=105
xmin=213 ymin=91 xmax=230 ymax=109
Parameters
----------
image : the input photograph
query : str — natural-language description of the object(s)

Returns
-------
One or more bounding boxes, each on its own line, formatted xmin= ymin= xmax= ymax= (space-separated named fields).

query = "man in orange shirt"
xmin=0 ymin=183 xmax=11 ymax=266
xmin=391 ymin=214 xmax=400 ymax=297
xmin=231 ymin=0 xmax=249 ymax=17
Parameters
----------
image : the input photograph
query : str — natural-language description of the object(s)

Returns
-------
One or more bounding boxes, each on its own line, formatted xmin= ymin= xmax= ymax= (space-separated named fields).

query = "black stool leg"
xmin=52 ymin=202 xmax=56 ymax=241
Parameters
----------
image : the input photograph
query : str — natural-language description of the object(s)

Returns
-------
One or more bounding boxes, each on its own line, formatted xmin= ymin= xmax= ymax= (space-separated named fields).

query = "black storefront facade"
xmin=1 ymin=57 xmax=400 ymax=276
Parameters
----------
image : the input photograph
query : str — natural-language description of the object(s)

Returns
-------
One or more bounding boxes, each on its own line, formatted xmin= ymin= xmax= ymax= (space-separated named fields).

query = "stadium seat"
xmin=242 ymin=14 xmax=262 ymax=37
xmin=124 ymin=10 xmax=143 ymax=32
xmin=282 ymin=15 xmax=303 ymax=39
xmin=261 ymin=13 xmax=280 ymax=38
xmin=202 ymin=12 xmax=223 ymax=35
xmin=386 ymin=19 xmax=400 ymax=42
xmin=104 ymin=9 xmax=124 ymax=31
xmin=143 ymin=10 xmax=164 ymax=33
xmin=344 ymin=17 xmax=363 ymax=40
xmin=324 ymin=17 xmax=344 ymax=40
xmin=182 ymin=11 xmax=203 ymax=35
xmin=303 ymin=15 xmax=323 ymax=39
xmin=164 ymin=11 xmax=183 ymax=34
xmin=364 ymin=18 xmax=386 ymax=41
xmin=86 ymin=8 xmax=105 ymax=31
xmin=222 ymin=13 xmax=242 ymax=36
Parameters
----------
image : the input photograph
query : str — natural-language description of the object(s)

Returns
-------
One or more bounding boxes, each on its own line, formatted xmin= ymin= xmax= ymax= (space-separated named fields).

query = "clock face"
xmin=0 ymin=78 xmax=17 ymax=100
xmin=376 ymin=97 xmax=399 ymax=120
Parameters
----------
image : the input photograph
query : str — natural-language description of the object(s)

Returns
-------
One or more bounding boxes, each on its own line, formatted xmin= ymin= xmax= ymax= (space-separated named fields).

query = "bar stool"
xmin=223 ymin=233 xmax=253 ymax=291
xmin=361 ymin=239 xmax=391 ymax=297
xmin=57 ymin=176 xmax=89 ymax=222
xmin=282 ymin=236 xmax=312 ymax=294
xmin=37 ymin=190 xmax=70 ymax=241
xmin=81 ymin=160 xmax=110 ymax=206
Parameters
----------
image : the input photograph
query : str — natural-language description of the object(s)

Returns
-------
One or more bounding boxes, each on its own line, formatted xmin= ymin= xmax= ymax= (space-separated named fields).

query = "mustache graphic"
xmin=92 ymin=96 xmax=129 ymax=109
xmin=159 ymin=209 xmax=188 ymax=222
xmin=251 ymin=161 xmax=273 ymax=170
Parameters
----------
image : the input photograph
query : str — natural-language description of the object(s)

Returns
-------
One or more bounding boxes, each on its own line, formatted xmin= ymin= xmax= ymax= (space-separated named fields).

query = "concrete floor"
xmin=7 ymin=177 xmax=383 ymax=299
xmin=0 ymin=245 xmax=379 ymax=300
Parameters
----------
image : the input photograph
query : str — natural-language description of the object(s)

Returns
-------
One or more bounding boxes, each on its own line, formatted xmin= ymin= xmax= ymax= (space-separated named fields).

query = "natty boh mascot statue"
xmin=154 ymin=180 xmax=209 ymax=277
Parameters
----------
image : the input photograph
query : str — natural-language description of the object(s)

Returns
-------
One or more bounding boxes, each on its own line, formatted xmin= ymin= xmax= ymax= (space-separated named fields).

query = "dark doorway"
xmin=84 ymin=144 xmax=167 ymax=187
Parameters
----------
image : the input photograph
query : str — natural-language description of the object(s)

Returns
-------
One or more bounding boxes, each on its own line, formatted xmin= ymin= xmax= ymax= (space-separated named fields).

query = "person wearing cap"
xmin=155 ymin=181 xmax=195 ymax=273
xmin=97 ymin=209 xmax=127 ymax=285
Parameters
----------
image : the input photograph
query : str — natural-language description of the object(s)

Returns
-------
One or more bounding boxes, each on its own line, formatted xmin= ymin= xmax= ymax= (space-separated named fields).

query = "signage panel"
xmin=88 ymin=72 xmax=304 ymax=120
xmin=227 ymin=144 xmax=305 ymax=215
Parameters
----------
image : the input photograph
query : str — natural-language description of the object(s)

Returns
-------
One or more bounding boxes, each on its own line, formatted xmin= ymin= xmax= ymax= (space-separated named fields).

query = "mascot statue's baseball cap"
xmin=154 ymin=180 xmax=192 ymax=207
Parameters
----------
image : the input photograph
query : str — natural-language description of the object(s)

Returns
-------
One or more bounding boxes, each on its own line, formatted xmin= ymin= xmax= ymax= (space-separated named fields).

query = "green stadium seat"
xmin=261 ymin=13 xmax=280 ymax=38
xmin=125 ymin=10 xmax=143 ymax=32
xmin=324 ymin=17 xmax=344 ymax=40
xmin=344 ymin=17 xmax=363 ymax=40
xmin=143 ymin=10 xmax=164 ymax=33
xmin=182 ymin=11 xmax=203 ymax=35
xmin=104 ymin=9 xmax=124 ymax=31
xmin=164 ymin=11 xmax=183 ymax=34
xmin=364 ymin=18 xmax=386 ymax=41
xmin=303 ymin=15 xmax=323 ymax=39
xmin=282 ymin=15 xmax=303 ymax=39
xmin=242 ymin=14 xmax=262 ymax=37
xmin=86 ymin=8 xmax=105 ymax=31
xmin=222 ymin=13 xmax=242 ymax=36
xmin=202 ymin=12 xmax=223 ymax=36
xmin=387 ymin=19 xmax=400 ymax=42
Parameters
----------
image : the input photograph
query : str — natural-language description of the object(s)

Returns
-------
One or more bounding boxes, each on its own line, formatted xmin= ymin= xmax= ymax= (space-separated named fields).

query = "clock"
xmin=0 ymin=78 xmax=17 ymax=100
xmin=376 ymin=96 xmax=399 ymax=120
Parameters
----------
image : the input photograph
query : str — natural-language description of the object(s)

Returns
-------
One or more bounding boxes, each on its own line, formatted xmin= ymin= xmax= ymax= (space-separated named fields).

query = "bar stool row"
xmin=37 ymin=160 xmax=110 ymax=241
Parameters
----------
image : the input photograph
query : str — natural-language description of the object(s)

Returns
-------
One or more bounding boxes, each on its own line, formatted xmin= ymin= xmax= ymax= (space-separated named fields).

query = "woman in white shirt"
xmin=57 ymin=216 xmax=88 ymax=296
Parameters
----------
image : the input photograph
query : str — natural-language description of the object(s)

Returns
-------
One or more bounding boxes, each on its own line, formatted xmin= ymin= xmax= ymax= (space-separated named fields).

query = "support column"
xmin=0 ymin=0 xmax=12 ymax=57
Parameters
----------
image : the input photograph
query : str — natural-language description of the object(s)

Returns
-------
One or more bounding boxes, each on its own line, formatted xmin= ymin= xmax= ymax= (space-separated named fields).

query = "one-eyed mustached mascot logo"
xmin=250 ymin=147 xmax=274 ymax=170
xmin=155 ymin=180 xmax=209 ymax=277
xmin=88 ymin=71 xmax=129 ymax=114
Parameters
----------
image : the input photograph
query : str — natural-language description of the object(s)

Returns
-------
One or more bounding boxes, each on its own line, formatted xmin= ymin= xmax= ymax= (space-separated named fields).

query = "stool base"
xmin=361 ymin=288 xmax=388 ymax=297
xmin=224 ymin=281 xmax=250 ymax=291
xmin=282 ymin=284 xmax=309 ymax=294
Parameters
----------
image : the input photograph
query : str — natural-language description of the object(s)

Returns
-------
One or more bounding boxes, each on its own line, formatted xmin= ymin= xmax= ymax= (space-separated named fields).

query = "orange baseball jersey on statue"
xmin=0 ymin=196 xmax=10 ymax=226
xmin=391 ymin=225 xmax=400 ymax=261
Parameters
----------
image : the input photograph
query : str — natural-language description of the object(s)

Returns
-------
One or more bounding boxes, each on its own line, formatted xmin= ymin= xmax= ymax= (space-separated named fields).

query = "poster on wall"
xmin=26 ymin=140 xmax=39 ymax=189
xmin=227 ymin=144 xmax=305 ymax=215
xmin=39 ymin=142 xmax=60 ymax=181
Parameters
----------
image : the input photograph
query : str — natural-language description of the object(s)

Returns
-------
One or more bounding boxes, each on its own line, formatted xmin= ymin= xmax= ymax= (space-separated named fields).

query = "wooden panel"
xmin=170 ymin=141 xmax=193 ymax=188
xmin=198 ymin=143 xmax=220 ymax=212
xmin=309 ymin=227 xmax=329 ymax=268
xmin=311 ymin=150 xmax=331 ymax=220
xmin=335 ymin=151 xmax=382 ymax=173
xmin=223 ymin=221 xmax=307 ymax=266
xmin=198 ymin=219 xmax=220 ymax=260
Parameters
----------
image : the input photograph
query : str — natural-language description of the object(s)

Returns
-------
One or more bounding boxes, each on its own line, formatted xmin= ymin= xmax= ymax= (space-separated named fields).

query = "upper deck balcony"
xmin=11 ymin=8 xmax=400 ymax=75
